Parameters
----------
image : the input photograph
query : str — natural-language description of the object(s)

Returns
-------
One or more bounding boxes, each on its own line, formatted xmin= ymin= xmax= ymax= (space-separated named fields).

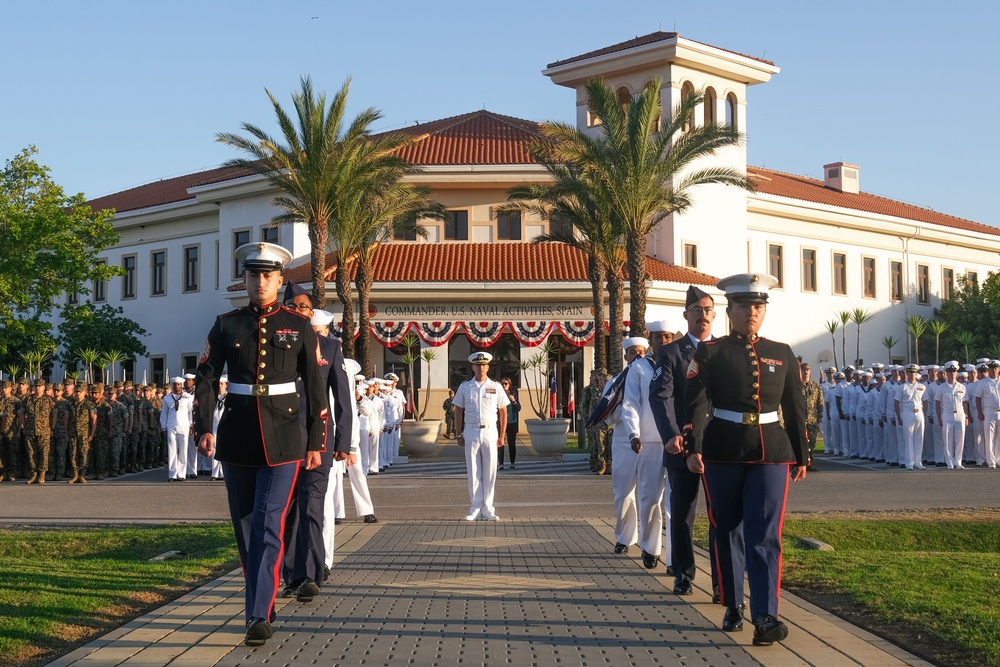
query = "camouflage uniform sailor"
xmin=800 ymin=363 xmax=823 ymax=465
xmin=91 ymin=383 xmax=112 ymax=479
xmin=50 ymin=383 xmax=73 ymax=480
xmin=68 ymin=383 xmax=96 ymax=483
xmin=581 ymin=369 xmax=612 ymax=474
xmin=442 ymin=391 xmax=456 ymax=439
xmin=108 ymin=386 xmax=129 ymax=476
xmin=23 ymin=379 xmax=56 ymax=484
xmin=0 ymin=381 xmax=20 ymax=481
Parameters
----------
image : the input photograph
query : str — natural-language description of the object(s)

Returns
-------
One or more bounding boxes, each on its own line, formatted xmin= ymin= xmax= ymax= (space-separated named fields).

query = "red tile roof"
xmin=227 ymin=242 xmax=717 ymax=291
xmin=547 ymin=31 xmax=775 ymax=69
xmin=748 ymin=166 xmax=1000 ymax=237
xmin=85 ymin=165 xmax=257 ymax=214
xmin=392 ymin=110 xmax=543 ymax=165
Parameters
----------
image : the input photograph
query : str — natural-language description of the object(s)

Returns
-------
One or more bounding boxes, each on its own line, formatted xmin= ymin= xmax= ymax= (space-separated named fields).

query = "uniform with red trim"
xmin=681 ymin=272 xmax=807 ymax=648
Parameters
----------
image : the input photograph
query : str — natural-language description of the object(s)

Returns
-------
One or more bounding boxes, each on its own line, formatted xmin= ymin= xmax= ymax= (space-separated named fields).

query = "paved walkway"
xmin=48 ymin=519 xmax=932 ymax=667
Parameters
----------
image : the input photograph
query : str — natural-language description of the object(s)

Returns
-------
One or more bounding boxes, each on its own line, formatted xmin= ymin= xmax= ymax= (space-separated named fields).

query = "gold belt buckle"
xmin=252 ymin=384 xmax=268 ymax=397
xmin=742 ymin=412 xmax=758 ymax=425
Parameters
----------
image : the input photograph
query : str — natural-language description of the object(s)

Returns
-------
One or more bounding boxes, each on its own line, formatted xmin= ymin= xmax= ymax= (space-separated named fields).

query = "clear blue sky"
xmin=4 ymin=0 xmax=997 ymax=227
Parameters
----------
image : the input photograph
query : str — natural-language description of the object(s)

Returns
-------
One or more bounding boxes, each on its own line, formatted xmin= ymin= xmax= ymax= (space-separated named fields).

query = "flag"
xmin=566 ymin=363 xmax=575 ymax=415
xmin=586 ymin=367 xmax=628 ymax=428
xmin=549 ymin=368 xmax=557 ymax=418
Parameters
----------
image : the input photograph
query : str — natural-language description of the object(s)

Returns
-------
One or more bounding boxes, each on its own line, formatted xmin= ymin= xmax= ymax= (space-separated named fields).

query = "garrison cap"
xmin=283 ymin=280 xmax=310 ymax=305
xmin=236 ymin=241 xmax=291 ymax=273
xmin=685 ymin=285 xmax=712 ymax=307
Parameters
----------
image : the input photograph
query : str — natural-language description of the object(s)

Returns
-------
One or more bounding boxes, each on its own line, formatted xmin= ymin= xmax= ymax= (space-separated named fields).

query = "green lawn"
xmin=0 ymin=524 xmax=237 ymax=667
xmin=696 ymin=516 xmax=1000 ymax=667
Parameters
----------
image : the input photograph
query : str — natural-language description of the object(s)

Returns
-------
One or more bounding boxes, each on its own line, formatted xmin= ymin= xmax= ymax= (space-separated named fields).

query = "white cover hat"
xmin=622 ymin=337 xmax=649 ymax=351
xmin=310 ymin=309 xmax=335 ymax=326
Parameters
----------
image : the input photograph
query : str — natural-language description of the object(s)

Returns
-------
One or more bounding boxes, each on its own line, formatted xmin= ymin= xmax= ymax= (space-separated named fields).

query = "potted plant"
xmin=398 ymin=333 xmax=442 ymax=457
xmin=519 ymin=340 xmax=570 ymax=455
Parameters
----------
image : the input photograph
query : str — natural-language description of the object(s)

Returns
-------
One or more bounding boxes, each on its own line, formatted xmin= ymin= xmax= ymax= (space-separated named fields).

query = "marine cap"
xmin=236 ymin=241 xmax=292 ymax=273
xmin=468 ymin=352 xmax=492 ymax=366
xmin=716 ymin=273 xmax=779 ymax=304
xmin=34 ymin=378 xmax=47 ymax=387
xmin=622 ymin=337 xmax=649 ymax=351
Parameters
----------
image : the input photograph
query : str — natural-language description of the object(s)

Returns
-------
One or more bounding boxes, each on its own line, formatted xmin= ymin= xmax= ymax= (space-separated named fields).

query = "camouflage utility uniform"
xmin=70 ymin=385 xmax=97 ymax=483
xmin=50 ymin=387 xmax=73 ymax=480
xmin=802 ymin=379 xmax=824 ymax=459
xmin=92 ymin=386 xmax=112 ymax=479
xmin=23 ymin=386 xmax=56 ymax=484
xmin=0 ymin=383 xmax=20 ymax=481
xmin=109 ymin=396 xmax=128 ymax=476
xmin=581 ymin=378 xmax=612 ymax=474
xmin=442 ymin=396 xmax=455 ymax=439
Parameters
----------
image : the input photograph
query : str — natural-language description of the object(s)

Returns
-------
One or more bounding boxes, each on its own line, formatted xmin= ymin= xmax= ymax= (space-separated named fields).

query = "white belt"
xmin=713 ymin=408 xmax=779 ymax=425
xmin=229 ymin=382 xmax=296 ymax=397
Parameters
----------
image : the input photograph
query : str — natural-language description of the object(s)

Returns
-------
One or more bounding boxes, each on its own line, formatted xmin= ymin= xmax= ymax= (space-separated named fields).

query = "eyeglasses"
xmin=288 ymin=303 xmax=313 ymax=312
xmin=686 ymin=306 xmax=715 ymax=315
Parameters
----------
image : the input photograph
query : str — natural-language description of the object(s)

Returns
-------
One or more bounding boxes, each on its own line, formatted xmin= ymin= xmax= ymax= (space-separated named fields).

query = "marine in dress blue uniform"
xmin=683 ymin=273 xmax=808 ymax=647
xmin=650 ymin=285 xmax=718 ymax=597
xmin=195 ymin=242 xmax=330 ymax=647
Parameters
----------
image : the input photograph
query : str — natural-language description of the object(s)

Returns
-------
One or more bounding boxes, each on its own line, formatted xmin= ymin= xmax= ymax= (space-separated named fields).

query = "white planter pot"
xmin=401 ymin=419 xmax=443 ymax=457
xmin=525 ymin=418 xmax=570 ymax=456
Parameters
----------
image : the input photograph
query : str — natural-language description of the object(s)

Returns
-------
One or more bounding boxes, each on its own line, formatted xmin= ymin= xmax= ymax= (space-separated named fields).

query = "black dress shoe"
xmin=245 ymin=617 xmax=273 ymax=647
xmin=641 ymin=550 xmax=659 ymax=569
xmin=296 ymin=579 xmax=320 ymax=603
xmin=665 ymin=565 xmax=674 ymax=577
xmin=323 ymin=566 xmax=331 ymax=583
xmin=280 ymin=583 xmax=297 ymax=598
xmin=722 ymin=605 xmax=745 ymax=632
xmin=363 ymin=514 xmax=379 ymax=523
xmin=752 ymin=615 xmax=788 ymax=646
xmin=613 ymin=542 xmax=628 ymax=554
xmin=673 ymin=579 xmax=693 ymax=595
xmin=334 ymin=518 xmax=343 ymax=525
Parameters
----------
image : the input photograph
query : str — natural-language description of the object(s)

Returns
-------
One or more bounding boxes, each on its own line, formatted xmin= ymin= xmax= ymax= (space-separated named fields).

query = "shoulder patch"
xmin=686 ymin=359 xmax=699 ymax=380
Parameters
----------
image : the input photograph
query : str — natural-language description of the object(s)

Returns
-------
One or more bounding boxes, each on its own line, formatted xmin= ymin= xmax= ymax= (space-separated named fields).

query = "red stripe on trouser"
xmin=774 ymin=464 xmax=791 ymax=618
xmin=700 ymin=471 xmax=725 ymax=604
xmin=267 ymin=463 xmax=300 ymax=622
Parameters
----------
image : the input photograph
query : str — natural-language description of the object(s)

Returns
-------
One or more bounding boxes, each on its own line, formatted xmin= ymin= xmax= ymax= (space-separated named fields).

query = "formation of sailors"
xmin=820 ymin=358 xmax=1000 ymax=469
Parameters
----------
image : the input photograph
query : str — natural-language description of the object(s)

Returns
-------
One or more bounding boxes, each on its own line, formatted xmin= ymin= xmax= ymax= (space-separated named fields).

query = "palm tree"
xmin=542 ymin=78 xmax=754 ymax=334
xmin=502 ymin=159 xmax=627 ymax=373
xmin=904 ymin=315 xmax=928 ymax=364
xmin=838 ymin=311 xmax=851 ymax=367
xmin=101 ymin=349 xmax=128 ymax=384
xmin=848 ymin=308 xmax=874 ymax=366
xmin=986 ymin=343 xmax=1000 ymax=362
xmin=926 ymin=320 xmax=950 ymax=364
xmin=218 ymin=76 xmax=378 ymax=310
xmin=824 ymin=319 xmax=840 ymax=370
xmin=953 ymin=330 xmax=977 ymax=363
xmin=881 ymin=335 xmax=901 ymax=361
xmin=76 ymin=347 xmax=102 ymax=383
xmin=333 ymin=173 xmax=441 ymax=367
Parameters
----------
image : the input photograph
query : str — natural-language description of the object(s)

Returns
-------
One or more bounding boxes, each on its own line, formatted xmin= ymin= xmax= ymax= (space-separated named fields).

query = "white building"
xmin=65 ymin=31 xmax=1000 ymax=417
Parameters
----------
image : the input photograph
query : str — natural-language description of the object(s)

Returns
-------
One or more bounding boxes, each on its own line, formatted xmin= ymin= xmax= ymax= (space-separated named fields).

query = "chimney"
xmin=823 ymin=162 xmax=859 ymax=194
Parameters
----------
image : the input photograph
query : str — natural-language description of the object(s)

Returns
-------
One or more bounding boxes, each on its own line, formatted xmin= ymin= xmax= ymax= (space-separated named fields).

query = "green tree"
xmin=904 ymin=315 xmax=928 ymax=364
xmin=926 ymin=320 xmax=950 ymax=365
xmin=881 ymin=335 xmax=901 ymax=361
xmin=837 ymin=311 xmax=851 ymax=367
xmin=56 ymin=303 xmax=148 ymax=372
xmin=502 ymin=160 xmax=627 ymax=373
xmin=824 ymin=319 xmax=840 ymax=370
xmin=952 ymin=330 xmax=977 ymax=363
xmin=0 ymin=146 xmax=120 ymax=363
xmin=542 ymin=79 xmax=754 ymax=334
xmin=218 ymin=76 xmax=379 ymax=310
xmin=849 ymin=308 xmax=874 ymax=366
xmin=936 ymin=273 xmax=1000 ymax=362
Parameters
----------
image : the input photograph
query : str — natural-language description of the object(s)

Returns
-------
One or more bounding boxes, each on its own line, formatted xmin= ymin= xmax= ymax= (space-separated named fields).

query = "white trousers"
xmin=636 ymin=439 xmax=669 ymax=559
xmin=464 ymin=426 xmax=499 ymax=516
xmin=940 ymin=418 xmax=965 ymax=468
xmin=901 ymin=413 xmax=925 ymax=469
xmin=986 ymin=415 xmax=1000 ymax=468
xmin=331 ymin=458 xmax=376 ymax=518
xmin=166 ymin=428 xmax=188 ymax=480
xmin=186 ymin=434 xmax=198 ymax=476
xmin=610 ymin=435 xmax=639 ymax=546
xmin=368 ymin=431 xmax=380 ymax=473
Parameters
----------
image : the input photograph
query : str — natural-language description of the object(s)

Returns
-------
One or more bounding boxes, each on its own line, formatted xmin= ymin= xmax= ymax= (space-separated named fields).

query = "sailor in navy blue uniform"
xmin=195 ymin=242 xmax=331 ymax=647
xmin=650 ymin=284 xmax=718 ymax=597
xmin=683 ymin=273 xmax=808 ymax=647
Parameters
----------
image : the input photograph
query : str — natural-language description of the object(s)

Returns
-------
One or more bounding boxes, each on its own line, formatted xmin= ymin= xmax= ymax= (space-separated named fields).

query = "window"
xmin=832 ymin=252 xmax=847 ymax=295
xmin=149 ymin=356 xmax=165 ymax=387
xmin=801 ymin=248 xmax=817 ymax=292
xmin=393 ymin=226 xmax=417 ymax=241
xmin=67 ymin=283 xmax=79 ymax=305
xmin=444 ymin=211 xmax=469 ymax=241
xmin=725 ymin=93 xmax=738 ymax=130
xmin=121 ymin=359 xmax=134 ymax=383
xmin=967 ymin=270 xmax=979 ymax=288
xmin=550 ymin=213 xmax=574 ymax=239
xmin=703 ymin=87 xmax=717 ymax=126
xmin=862 ymin=256 xmax=876 ymax=298
xmin=683 ymin=243 xmax=698 ymax=269
xmin=232 ymin=229 xmax=250 ymax=278
xmin=768 ymin=244 xmax=783 ymax=288
xmin=183 ymin=245 xmax=200 ymax=293
xmin=616 ymin=86 xmax=631 ymax=110
xmin=122 ymin=254 xmax=136 ymax=299
xmin=260 ymin=226 xmax=279 ymax=244
xmin=497 ymin=212 xmax=521 ymax=240
xmin=942 ymin=268 xmax=954 ymax=300
xmin=681 ymin=81 xmax=696 ymax=132
xmin=93 ymin=259 xmax=107 ymax=302
xmin=151 ymin=250 xmax=166 ymax=296
xmin=890 ymin=261 xmax=903 ymax=301
xmin=916 ymin=264 xmax=930 ymax=304
xmin=182 ymin=354 xmax=197 ymax=375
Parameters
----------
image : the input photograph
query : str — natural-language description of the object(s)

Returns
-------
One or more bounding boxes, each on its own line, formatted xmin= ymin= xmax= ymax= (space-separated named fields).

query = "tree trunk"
xmin=308 ymin=220 xmax=328 ymax=309
xmin=335 ymin=261 xmax=355 ymax=359
xmin=354 ymin=258 xmax=375 ymax=369
xmin=626 ymin=231 xmax=646 ymax=336
xmin=607 ymin=267 xmax=625 ymax=375
xmin=588 ymin=252 xmax=607 ymax=374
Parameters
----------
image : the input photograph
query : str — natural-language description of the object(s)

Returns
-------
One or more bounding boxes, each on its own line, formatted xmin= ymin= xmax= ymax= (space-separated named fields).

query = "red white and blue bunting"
xmin=556 ymin=321 xmax=596 ymax=346
xmin=415 ymin=321 xmax=460 ymax=347
xmin=511 ymin=321 xmax=553 ymax=347
xmin=371 ymin=321 xmax=413 ymax=346
xmin=463 ymin=321 xmax=506 ymax=346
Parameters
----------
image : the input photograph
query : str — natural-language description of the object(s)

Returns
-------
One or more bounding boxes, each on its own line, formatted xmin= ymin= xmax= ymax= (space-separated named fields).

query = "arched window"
xmin=703 ymin=87 xmax=717 ymax=126
xmin=681 ymin=81 xmax=696 ymax=132
xmin=616 ymin=86 xmax=632 ymax=109
xmin=725 ymin=93 xmax=738 ymax=130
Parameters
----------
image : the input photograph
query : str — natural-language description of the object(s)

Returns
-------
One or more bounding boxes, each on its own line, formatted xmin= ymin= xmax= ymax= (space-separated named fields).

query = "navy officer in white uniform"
xmin=452 ymin=351 xmax=510 ymax=521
